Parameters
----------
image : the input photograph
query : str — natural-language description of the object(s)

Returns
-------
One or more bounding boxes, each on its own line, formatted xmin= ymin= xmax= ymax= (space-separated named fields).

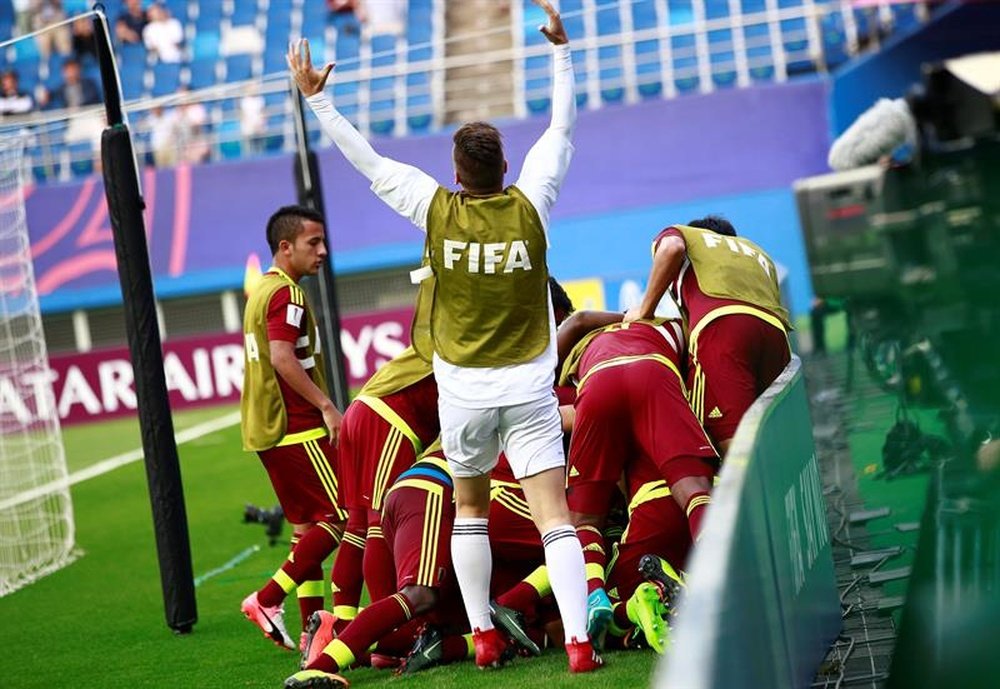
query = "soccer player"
xmin=287 ymin=0 xmax=600 ymax=673
xmin=558 ymin=313 xmax=719 ymax=639
xmin=240 ymin=205 xmax=347 ymax=651
xmin=625 ymin=216 xmax=792 ymax=455
xmin=327 ymin=345 xmax=438 ymax=632
xmin=287 ymin=441 xmax=467 ymax=688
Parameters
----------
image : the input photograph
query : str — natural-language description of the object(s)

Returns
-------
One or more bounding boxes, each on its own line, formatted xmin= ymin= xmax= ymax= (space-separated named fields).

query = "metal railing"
xmin=0 ymin=0 xmax=929 ymax=183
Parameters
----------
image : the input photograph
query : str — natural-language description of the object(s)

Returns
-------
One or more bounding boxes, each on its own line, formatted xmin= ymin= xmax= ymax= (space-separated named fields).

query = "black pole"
xmin=92 ymin=6 xmax=197 ymax=633
xmin=290 ymin=82 xmax=350 ymax=410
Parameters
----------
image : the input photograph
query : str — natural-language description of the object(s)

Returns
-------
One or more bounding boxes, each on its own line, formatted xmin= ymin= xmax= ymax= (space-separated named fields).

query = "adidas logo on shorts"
xmin=708 ymin=407 xmax=723 ymax=419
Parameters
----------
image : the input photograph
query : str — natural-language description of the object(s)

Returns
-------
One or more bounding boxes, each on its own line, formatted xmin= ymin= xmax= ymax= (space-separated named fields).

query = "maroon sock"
xmin=331 ymin=508 xmax=367 ymax=617
xmin=441 ymin=634 xmax=473 ymax=663
xmin=373 ymin=617 xmax=424 ymax=656
xmin=684 ymin=491 xmax=712 ymax=541
xmin=362 ymin=519 xmax=396 ymax=603
xmin=309 ymin=593 xmax=415 ymax=672
xmin=297 ymin=561 xmax=325 ymax=629
xmin=576 ymin=524 xmax=606 ymax=594
xmin=259 ymin=521 xmax=342 ymax=608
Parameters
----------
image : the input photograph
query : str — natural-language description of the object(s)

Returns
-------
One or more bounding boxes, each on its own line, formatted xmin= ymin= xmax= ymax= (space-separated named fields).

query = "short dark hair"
xmin=266 ymin=205 xmax=325 ymax=254
xmin=453 ymin=122 xmax=504 ymax=192
xmin=687 ymin=214 xmax=737 ymax=237
xmin=548 ymin=276 xmax=575 ymax=320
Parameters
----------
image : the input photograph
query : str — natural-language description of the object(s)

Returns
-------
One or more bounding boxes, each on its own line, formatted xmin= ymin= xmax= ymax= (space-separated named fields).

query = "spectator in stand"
xmin=115 ymin=0 xmax=148 ymax=45
xmin=175 ymin=86 xmax=210 ymax=164
xmin=148 ymin=104 xmax=179 ymax=167
xmin=327 ymin=0 xmax=364 ymax=36
xmin=143 ymin=2 xmax=184 ymax=64
xmin=13 ymin=0 xmax=33 ymax=37
xmin=45 ymin=56 xmax=99 ymax=109
xmin=31 ymin=0 xmax=72 ymax=59
xmin=71 ymin=16 xmax=97 ymax=61
xmin=0 ymin=70 xmax=35 ymax=116
xmin=364 ymin=0 xmax=406 ymax=36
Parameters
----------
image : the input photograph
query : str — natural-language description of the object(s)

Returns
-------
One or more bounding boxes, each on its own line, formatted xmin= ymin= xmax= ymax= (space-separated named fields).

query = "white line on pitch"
xmin=0 ymin=410 xmax=242 ymax=512
xmin=194 ymin=544 xmax=261 ymax=587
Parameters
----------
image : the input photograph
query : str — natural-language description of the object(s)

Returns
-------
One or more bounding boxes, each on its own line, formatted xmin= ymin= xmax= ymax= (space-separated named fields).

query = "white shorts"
xmin=439 ymin=393 xmax=566 ymax=480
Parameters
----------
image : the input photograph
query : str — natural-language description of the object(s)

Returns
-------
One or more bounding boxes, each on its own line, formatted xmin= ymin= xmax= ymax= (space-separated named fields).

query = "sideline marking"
xmin=194 ymin=545 xmax=261 ymax=587
xmin=0 ymin=411 xmax=241 ymax=512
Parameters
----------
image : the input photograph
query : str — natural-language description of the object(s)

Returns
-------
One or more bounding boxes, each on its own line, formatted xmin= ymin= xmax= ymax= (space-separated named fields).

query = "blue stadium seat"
xmin=819 ymin=10 xmax=849 ymax=70
xmin=632 ymin=0 xmax=662 ymax=97
xmin=192 ymin=32 xmax=220 ymax=61
xmin=216 ymin=119 xmax=242 ymax=159
xmin=151 ymin=61 xmax=181 ymax=97
xmin=68 ymin=141 xmax=94 ymax=177
xmin=263 ymin=114 xmax=285 ymax=152
xmin=14 ymin=36 xmax=39 ymax=61
xmin=672 ymin=33 xmax=700 ymax=93
xmin=230 ymin=1 xmax=259 ymax=27
xmin=118 ymin=41 xmax=147 ymax=68
xmin=119 ymin=60 xmax=146 ymax=100
xmin=29 ymin=145 xmax=60 ymax=183
xmin=596 ymin=4 xmax=623 ymax=103
xmin=187 ymin=57 xmax=218 ymax=89
xmin=224 ymin=54 xmax=254 ymax=82
xmin=369 ymin=34 xmax=396 ymax=135
xmin=264 ymin=45 xmax=287 ymax=75
xmin=196 ymin=4 xmax=224 ymax=32
xmin=708 ymin=28 xmax=737 ymax=88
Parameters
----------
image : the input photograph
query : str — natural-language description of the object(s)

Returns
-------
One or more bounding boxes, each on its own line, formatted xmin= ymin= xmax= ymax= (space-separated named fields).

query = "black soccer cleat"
xmin=399 ymin=624 xmax=444 ymax=674
xmin=490 ymin=600 xmax=541 ymax=656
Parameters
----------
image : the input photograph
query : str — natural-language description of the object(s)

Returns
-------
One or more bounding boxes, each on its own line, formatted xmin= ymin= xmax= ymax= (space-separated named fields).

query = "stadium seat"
xmin=216 ymin=119 xmax=242 ymax=159
xmin=119 ymin=60 xmax=146 ymax=100
xmin=152 ymin=62 xmax=181 ymax=97
xmin=595 ymin=4 xmax=624 ymax=103
xmin=224 ymin=54 xmax=254 ymax=83
xmin=263 ymin=114 xmax=285 ymax=153
xmin=192 ymin=32 xmax=221 ymax=61
xmin=196 ymin=4 xmax=225 ymax=33
xmin=68 ymin=141 xmax=94 ymax=177
xmin=230 ymin=1 xmax=259 ymax=27
xmin=187 ymin=57 xmax=218 ymax=90
xmin=118 ymin=41 xmax=147 ymax=68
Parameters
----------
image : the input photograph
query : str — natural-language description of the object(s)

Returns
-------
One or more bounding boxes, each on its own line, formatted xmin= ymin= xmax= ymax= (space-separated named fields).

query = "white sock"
xmin=452 ymin=517 xmax=493 ymax=631
xmin=542 ymin=525 xmax=589 ymax=643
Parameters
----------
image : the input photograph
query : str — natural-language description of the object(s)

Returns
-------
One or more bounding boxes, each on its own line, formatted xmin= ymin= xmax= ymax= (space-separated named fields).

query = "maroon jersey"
xmin=265 ymin=285 xmax=324 ymax=435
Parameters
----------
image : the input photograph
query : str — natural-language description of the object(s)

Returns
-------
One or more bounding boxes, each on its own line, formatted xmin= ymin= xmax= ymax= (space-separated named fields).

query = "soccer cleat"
xmin=638 ymin=554 xmax=684 ymax=616
xmin=472 ymin=627 xmax=512 ymax=669
xmin=399 ymin=624 xmax=444 ymax=674
xmin=625 ymin=582 xmax=671 ymax=654
xmin=300 ymin=633 xmax=309 ymax=654
xmin=241 ymin=591 xmax=295 ymax=650
xmin=490 ymin=600 xmax=541 ymax=656
xmin=566 ymin=636 xmax=604 ymax=673
xmin=283 ymin=669 xmax=350 ymax=689
xmin=586 ymin=588 xmax=614 ymax=645
xmin=301 ymin=610 xmax=338 ymax=670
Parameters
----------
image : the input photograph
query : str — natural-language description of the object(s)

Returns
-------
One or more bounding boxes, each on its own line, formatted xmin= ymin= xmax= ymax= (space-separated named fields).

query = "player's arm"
xmin=556 ymin=309 xmax=623 ymax=368
xmin=288 ymin=39 xmax=438 ymax=230
xmin=515 ymin=1 xmax=575 ymax=230
xmin=269 ymin=340 xmax=342 ymax=445
xmin=625 ymin=232 xmax=686 ymax=322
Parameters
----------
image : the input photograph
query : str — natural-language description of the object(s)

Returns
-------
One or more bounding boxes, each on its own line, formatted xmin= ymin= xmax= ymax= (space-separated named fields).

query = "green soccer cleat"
xmin=625 ymin=582 xmax=671 ymax=655
xmin=399 ymin=624 xmax=444 ymax=674
xmin=283 ymin=669 xmax=350 ymax=689
xmin=586 ymin=588 xmax=614 ymax=646
xmin=490 ymin=600 xmax=541 ymax=656
xmin=638 ymin=554 xmax=684 ymax=616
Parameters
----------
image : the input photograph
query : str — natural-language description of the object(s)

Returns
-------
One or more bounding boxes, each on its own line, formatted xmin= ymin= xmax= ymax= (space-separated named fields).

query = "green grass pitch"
xmin=0 ymin=405 xmax=659 ymax=688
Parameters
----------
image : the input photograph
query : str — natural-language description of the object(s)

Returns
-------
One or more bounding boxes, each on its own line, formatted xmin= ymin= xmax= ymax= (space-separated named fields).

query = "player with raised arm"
xmin=287 ymin=0 xmax=600 ymax=673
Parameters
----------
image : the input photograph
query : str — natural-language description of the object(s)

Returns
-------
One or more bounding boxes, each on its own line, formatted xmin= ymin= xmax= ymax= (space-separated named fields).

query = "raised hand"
xmin=532 ymin=0 xmax=568 ymax=45
xmin=287 ymin=38 xmax=334 ymax=97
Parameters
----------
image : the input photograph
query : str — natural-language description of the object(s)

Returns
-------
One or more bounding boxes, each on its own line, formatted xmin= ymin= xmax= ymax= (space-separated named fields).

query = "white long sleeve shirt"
xmin=306 ymin=43 xmax=576 ymax=407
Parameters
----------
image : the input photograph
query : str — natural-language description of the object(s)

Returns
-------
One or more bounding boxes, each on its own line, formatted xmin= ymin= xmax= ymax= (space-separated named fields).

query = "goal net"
xmin=0 ymin=134 xmax=77 ymax=597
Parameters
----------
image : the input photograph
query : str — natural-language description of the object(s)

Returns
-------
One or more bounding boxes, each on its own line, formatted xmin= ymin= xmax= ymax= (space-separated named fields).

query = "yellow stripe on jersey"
xmin=494 ymin=488 xmax=533 ymax=521
xmin=276 ymin=426 xmax=327 ymax=447
xmin=418 ymin=489 xmax=443 ymax=586
xmin=627 ymin=481 xmax=672 ymax=515
xmin=304 ymin=440 xmax=348 ymax=520
xmin=371 ymin=427 xmax=404 ymax=511
xmin=389 ymin=478 xmax=445 ymax=497
xmin=688 ymin=304 xmax=789 ymax=361
xmin=577 ymin=353 xmax=684 ymax=394
xmin=356 ymin=395 xmax=424 ymax=455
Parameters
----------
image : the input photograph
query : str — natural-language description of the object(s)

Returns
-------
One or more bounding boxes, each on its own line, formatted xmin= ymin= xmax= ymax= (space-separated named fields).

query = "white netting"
xmin=0 ymin=134 xmax=77 ymax=597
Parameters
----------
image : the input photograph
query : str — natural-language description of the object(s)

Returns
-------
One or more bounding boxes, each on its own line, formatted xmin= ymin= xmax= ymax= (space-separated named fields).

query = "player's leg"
xmin=327 ymin=406 xmax=367 ymax=630
xmin=244 ymin=442 xmax=345 ymax=651
xmin=439 ymin=399 xmax=508 ymax=666
xmin=507 ymin=397 xmax=603 ymax=672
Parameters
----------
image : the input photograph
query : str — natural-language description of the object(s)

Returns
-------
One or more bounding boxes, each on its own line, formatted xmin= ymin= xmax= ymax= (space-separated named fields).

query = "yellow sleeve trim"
xmin=276 ymin=426 xmax=328 ymax=447
xmin=627 ymin=480 xmax=672 ymax=515
xmin=356 ymin=395 xmax=424 ymax=455
xmin=387 ymin=478 xmax=445 ymax=497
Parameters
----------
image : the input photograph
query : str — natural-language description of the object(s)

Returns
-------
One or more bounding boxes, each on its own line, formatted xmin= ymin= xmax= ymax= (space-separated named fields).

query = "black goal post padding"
xmin=93 ymin=6 xmax=197 ymax=634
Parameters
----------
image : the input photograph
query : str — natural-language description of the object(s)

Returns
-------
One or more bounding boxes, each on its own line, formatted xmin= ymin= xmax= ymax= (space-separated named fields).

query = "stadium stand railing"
xmin=0 ymin=0 xmax=930 ymax=183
